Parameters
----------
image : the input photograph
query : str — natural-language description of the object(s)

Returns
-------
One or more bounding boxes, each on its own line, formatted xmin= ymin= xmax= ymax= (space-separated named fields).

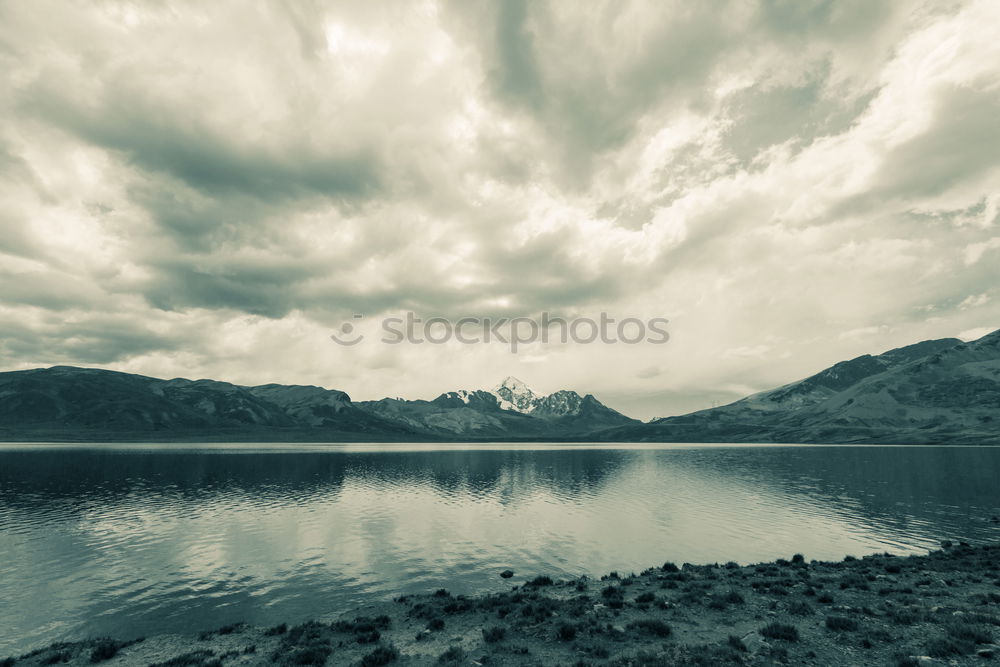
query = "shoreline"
xmin=6 ymin=545 xmax=1000 ymax=666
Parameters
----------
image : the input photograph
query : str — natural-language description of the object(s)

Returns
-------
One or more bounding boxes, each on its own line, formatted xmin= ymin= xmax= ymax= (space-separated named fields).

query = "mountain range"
xmin=0 ymin=327 xmax=997 ymax=443
xmin=0 ymin=370 xmax=635 ymax=441
xmin=356 ymin=377 xmax=637 ymax=438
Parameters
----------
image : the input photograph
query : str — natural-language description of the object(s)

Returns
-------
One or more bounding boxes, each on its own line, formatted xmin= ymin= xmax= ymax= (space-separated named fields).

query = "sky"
xmin=1 ymin=0 xmax=998 ymax=420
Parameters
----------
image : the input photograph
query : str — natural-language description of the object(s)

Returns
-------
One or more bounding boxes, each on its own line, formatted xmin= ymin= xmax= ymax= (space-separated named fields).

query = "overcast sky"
xmin=1 ymin=0 xmax=998 ymax=419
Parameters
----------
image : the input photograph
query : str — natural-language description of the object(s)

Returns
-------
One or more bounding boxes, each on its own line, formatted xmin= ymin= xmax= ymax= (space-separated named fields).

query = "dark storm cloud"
xmin=442 ymin=0 xmax=907 ymax=187
xmin=0 ymin=313 xmax=193 ymax=367
xmin=831 ymin=86 xmax=1000 ymax=220
xmin=757 ymin=0 xmax=891 ymax=38
xmin=0 ymin=267 xmax=104 ymax=311
xmin=22 ymin=81 xmax=383 ymax=202
xmin=721 ymin=71 xmax=876 ymax=163
xmin=138 ymin=255 xmax=323 ymax=318
xmin=445 ymin=1 xmax=742 ymax=184
xmin=491 ymin=0 xmax=544 ymax=110
xmin=871 ymin=87 xmax=1000 ymax=199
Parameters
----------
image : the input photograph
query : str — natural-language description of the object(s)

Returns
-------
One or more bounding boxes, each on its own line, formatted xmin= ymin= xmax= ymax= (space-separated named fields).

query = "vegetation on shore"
xmin=5 ymin=544 xmax=1000 ymax=666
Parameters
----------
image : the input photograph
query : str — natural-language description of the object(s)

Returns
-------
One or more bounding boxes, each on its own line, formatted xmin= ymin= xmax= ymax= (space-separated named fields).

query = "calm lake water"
xmin=1 ymin=443 xmax=999 ymax=653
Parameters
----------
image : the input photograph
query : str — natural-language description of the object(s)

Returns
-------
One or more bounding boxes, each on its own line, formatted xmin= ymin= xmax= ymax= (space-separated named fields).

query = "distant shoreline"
xmin=3 ymin=440 xmax=1000 ymax=449
xmin=8 ymin=544 xmax=999 ymax=666
xmin=2 ymin=431 xmax=998 ymax=446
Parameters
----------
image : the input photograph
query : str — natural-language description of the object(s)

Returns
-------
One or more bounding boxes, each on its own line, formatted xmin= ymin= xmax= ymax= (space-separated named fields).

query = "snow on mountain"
xmin=491 ymin=376 xmax=539 ymax=413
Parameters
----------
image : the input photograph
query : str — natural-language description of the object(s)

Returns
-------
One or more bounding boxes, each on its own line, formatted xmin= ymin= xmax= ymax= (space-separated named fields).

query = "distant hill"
xmin=604 ymin=328 xmax=1000 ymax=445
xmin=1 ymin=328 xmax=997 ymax=443
xmin=0 ymin=366 xmax=411 ymax=441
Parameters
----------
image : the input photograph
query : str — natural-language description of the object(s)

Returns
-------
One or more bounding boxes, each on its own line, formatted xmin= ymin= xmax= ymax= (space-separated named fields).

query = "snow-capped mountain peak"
xmin=491 ymin=376 xmax=538 ymax=413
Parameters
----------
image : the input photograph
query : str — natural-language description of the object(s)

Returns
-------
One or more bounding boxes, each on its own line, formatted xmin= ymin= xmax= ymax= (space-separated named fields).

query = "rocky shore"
xmin=6 ymin=544 xmax=1000 ymax=666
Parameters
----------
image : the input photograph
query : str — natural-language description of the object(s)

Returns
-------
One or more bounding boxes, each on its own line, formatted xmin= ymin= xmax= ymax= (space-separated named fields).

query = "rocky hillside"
xmin=606 ymin=328 xmax=1000 ymax=444
xmin=0 ymin=366 xmax=411 ymax=440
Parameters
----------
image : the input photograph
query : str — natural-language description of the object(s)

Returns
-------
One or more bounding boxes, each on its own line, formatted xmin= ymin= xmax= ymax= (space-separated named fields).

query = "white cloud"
xmin=959 ymin=326 xmax=995 ymax=341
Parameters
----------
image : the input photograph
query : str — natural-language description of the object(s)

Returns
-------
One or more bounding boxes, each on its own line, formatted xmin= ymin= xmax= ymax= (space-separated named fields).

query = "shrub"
xmin=265 ymin=623 xmax=288 ymax=636
xmin=148 ymin=651 xmax=219 ymax=667
xmin=601 ymin=584 xmax=624 ymax=607
xmin=708 ymin=590 xmax=745 ymax=609
xmin=426 ymin=618 xmax=444 ymax=631
xmin=634 ymin=592 xmax=655 ymax=604
xmin=332 ymin=616 xmax=391 ymax=635
xmin=727 ymin=635 xmax=747 ymax=652
xmin=482 ymin=626 xmax=506 ymax=643
xmin=945 ymin=621 xmax=993 ymax=644
xmin=661 ymin=562 xmax=680 ymax=573
xmin=628 ymin=619 xmax=672 ymax=637
xmin=360 ymin=644 xmax=398 ymax=667
xmin=789 ymin=601 xmax=813 ymax=616
xmin=817 ymin=593 xmax=835 ymax=604
xmin=760 ymin=623 xmax=799 ymax=641
xmin=89 ymin=639 xmax=123 ymax=663
xmin=964 ymin=612 xmax=1000 ymax=626
xmin=887 ymin=608 xmax=925 ymax=625
xmin=285 ymin=621 xmax=327 ymax=645
xmin=826 ymin=616 xmax=859 ymax=632
xmin=926 ymin=637 xmax=973 ymax=658
xmin=286 ymin=645 xmax=332 ymax=666
xmin=602 ymin=584 xmax=621 ymax=596
xmin=557 ymin=623 xmax=577 ymax=641
xmin=528 ymin=575 xmax=554 ymax=587
xmin=436 ymin=646 xmax=464 ymax=664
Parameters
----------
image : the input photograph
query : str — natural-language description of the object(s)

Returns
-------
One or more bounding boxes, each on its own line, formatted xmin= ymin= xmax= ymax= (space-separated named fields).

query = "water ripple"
xmin=1 ymin=444 xmax=999 ymax=654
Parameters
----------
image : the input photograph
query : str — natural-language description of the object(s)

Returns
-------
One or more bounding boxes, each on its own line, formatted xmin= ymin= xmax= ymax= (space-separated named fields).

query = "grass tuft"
xmin=628 ymin=619 xmax=672 ymax=638
xmin=760 ymin=623 xmax=799 ymax=642
xmin=482 ymin=626 xmax=506 ymax=643
xmin=360 ymin=644 xmax=398 ymax=667
xmin=825 ymin=616 xmax=859 ymax=632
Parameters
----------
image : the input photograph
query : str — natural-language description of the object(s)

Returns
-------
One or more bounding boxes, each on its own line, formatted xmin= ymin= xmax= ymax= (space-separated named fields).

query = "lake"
xmin=1 ymin=443 xmax=999 ymax=654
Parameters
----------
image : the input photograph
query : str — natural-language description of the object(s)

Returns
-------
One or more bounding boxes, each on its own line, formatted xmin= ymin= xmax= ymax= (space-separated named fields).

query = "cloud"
xmin=958 ymin=326 xmax=995 ymax=341
xmin=0 ymin=0 xmax=998 ymax=419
